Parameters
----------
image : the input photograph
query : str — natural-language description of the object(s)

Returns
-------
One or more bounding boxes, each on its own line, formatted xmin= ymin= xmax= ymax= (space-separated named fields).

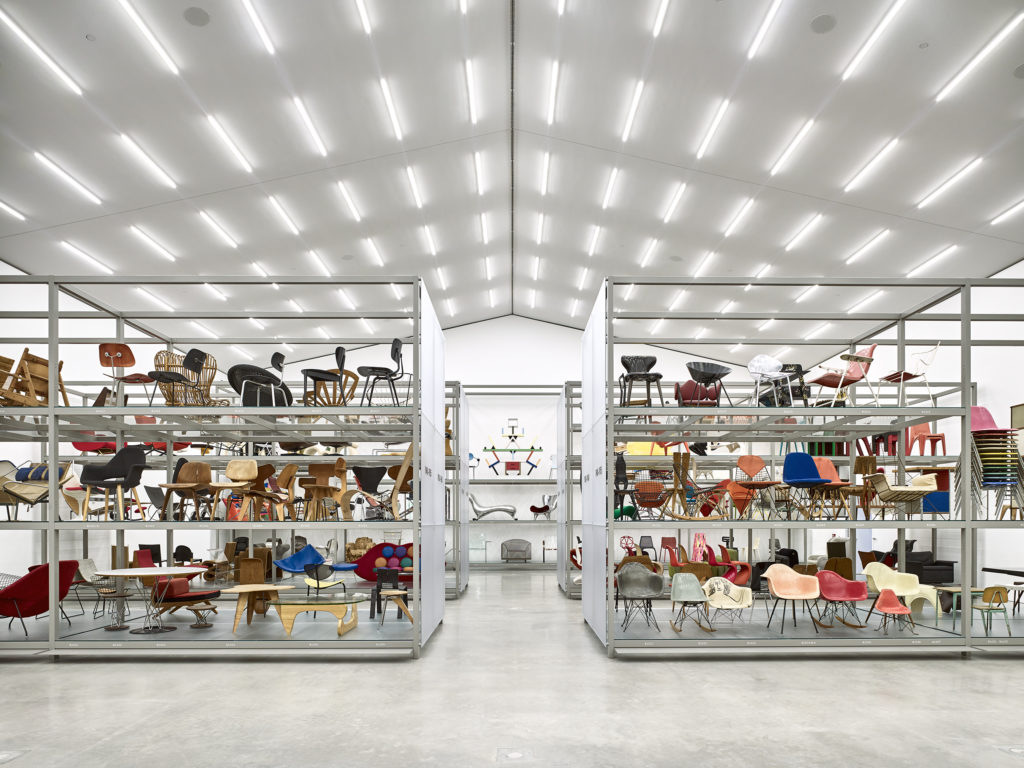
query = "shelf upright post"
xmin=605 ymin=280 xmax=616 ymax=658
xmin=960 ymin=283 xmax=973 ymax=652
xmin=413 ymin=279 xmax=422 ymax=658
xmin=47 ymin=279 xmax=59 ymax=646
xmin=895 ymin=318 xmax=907 ymax=569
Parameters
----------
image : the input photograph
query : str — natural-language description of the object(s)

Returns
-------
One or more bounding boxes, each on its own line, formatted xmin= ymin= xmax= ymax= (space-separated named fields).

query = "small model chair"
xmin=880 ymin=342 xmax=940 ymax=405
xmin=301 ymin=347 xmax=351 ymax=406
xmin=763 ymin=563 xmax=821 ymax=633
xmin=357 ymin=338 xmax=405 ymax=406
xmin=875 ymin=588 xmax=915 ymax=634
xmin=702 ymin=576 xmax=753 ymax=627
xmin=972 ymin=586 xmax=1011 ymax=637
xmin=227 ymin=352 xmax=291 ymax=406
xmin=618 ymin=355 xmax=664 ymax=407
xmin=670 ymin=572 xmax=712 ymax=632
xmin=80 ymin=445 xmax=150 ymax=521
xmin=98 ymin=343 xmax=154 ymax=401
xmin=686 ymin=361 xmax=733 ymax=406
xmin=618 ymin=562 xmax=663 ymax=632
xmin=808 ymin=344 xmax=878 ymax=406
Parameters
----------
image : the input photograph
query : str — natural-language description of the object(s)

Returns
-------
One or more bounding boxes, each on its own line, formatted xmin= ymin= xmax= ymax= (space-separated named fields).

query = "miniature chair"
xmin=618 ymin=562 xmax=663 ymax=632
xmin=686 ymin=361 xmax=733 ymax=406
xmin=875 ymin=588 xmax=915 ymax=634
xmin=702 ymin=576 xmax=753 ymax=627
xmin=670 ymin=572 xmax=712 ymax=632
xmin=618 ymin=355 xmax=664 ymax=407
xmin=763 ymin=563 xmax=821 ymax=633
xmin=301 ymin=346 xmax=351 ymax=406
xmin=807 ymin=344 xmax=878 ymax=406
xmin=98 ymin=343 xmax=154 ymax=401
xmin=80 ymin=445 xmax=150 ymax=521
xmin=357 ymin=338 xmax=405 ymax=406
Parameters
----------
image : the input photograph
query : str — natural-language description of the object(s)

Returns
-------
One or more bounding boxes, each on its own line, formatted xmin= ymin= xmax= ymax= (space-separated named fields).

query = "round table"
xmin=96 ymin=566 xmax=207 ymax=634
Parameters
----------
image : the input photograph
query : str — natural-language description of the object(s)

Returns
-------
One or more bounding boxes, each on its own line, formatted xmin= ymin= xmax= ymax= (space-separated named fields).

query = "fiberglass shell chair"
xmin=876 ymin=588 xmax=915 ymax=634
xmin=763 ymin=563 xmax=821 ymax=633
xmin=273 ymin=543 xmax=326 ymax=574
xmin=686 ymin=361 xmax=733 ymax=406
xmin=815 ymin=569 xmax=869 ymax=628
xmin=702 ymin=576 xmax=753 ymax=627
xmin=669 ymin=572 xmax=712 ymax=632
xmin=782 ymin=452 xmax=829 ymax=519
xmin=807 ymin=343 xmax=878 ymax=406
xmin=618 ymin=562 xmax=663 ymax=632
xmin=357 ymin=338 xmax=405 ymax=406
xmin=863 ymin=561 xmax=937 ymax=621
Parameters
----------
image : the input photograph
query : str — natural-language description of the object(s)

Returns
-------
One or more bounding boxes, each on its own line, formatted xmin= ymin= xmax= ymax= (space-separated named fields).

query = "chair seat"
xmin=356 ymin=365 xmax=393 ymax=377
xmin=623 ymin=372 xmax=663 ymax=382
xmin=787 ymin=478 xmax=828 ymax=486
xmin=880 ymin=371 xmax=919 ymax=384
xmin=81 ymin=478 xmax=133 ymax=490
xmin=329 ymin=563 xmax=358 ymax=572
xmin=148 ymin=370 xmax=190 ymax=384
xmin=301 ymin=368 xmax=342 ymax=382
xmin=159 ymin=589 xmax=220 ymax=603
xmin=116 ymin=373 xmax=155 ymax=384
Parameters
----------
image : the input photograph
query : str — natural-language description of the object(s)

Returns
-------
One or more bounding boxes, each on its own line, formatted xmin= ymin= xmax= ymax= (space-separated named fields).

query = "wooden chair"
xmin=158 ymin=461 xmax=213 ymax=520
xmin=151 ymin=349 xmax=229 ymax=407
xmin=264 ymin=463 xmax=299 ymax=520
xmin=300 ymin=459 xmax=345 ymax=521
xmin=973 ymin=586 xmax=1011 ymax=637
xmin=0 ymin=348 xmax=70 ymax=406
xmin=302 ymin=369 xmax=359 ymax=406
xmin=208 ymin=460 xmax=260 ymax=520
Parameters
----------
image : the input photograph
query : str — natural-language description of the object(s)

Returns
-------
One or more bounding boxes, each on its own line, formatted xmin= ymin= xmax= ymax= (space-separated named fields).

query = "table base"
xmin=129 ymin=626 xmax=176 ymax=635
xmin=275 ymin=602 xmax=359 ymax=637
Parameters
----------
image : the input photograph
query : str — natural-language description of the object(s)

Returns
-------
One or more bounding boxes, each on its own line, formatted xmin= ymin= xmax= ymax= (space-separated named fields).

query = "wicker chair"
xmin=151 ymin=349 xmax=229 ymax=407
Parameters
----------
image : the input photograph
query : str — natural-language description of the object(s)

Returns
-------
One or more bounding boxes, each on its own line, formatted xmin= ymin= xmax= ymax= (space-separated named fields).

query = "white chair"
xmin=747 ymin=354 xmax=789 ymax=406
xmin=880 ymin=342 xmax=940 ymax=405
xmin=863 ymin=561 xmax=938 ymax=623
xmin=469 ymin=533 xmax=489 ymax=563
xmin=702 ymin=576 xmax=753 ymax=625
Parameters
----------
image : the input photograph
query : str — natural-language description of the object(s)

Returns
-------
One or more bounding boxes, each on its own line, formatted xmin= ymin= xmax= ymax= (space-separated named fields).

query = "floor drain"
xmin=497 ymin=747 xmax=534 ymax=762
xmin=0 ymin=751 xmax=27 ymax=764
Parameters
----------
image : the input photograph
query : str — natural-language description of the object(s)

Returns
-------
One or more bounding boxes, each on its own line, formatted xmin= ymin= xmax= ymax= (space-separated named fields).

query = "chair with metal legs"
xmin=357 ymin=338 xmax=405 ymax=406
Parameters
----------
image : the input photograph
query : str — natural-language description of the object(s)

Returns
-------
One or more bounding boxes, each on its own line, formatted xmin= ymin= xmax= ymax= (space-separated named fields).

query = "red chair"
xmin=908 ymin=423 xmax=946 ymax=456
xmin=875 ymin=587 xmax=915 ymax=634
xmin=815 ymin=569 xmax=869 ymax=628
xmin=0 ymin=560 xmax=78 ymax=635
xmin=808 ymin=343 xmax=878 ymax=406
xmin=619 ymin=536 xmax=636 ymax=556
xmin=658 ymin=536 xmax=677 ymax=563
xmin=717 ymin=546 xmax=751 ymax=586
xmin=674 ymin=380 xmax=720 ymax=406
xmin=99 ymin=343 xmax=155 ymax=401
xmin=705 ymin=548 xmax=739 ymax=582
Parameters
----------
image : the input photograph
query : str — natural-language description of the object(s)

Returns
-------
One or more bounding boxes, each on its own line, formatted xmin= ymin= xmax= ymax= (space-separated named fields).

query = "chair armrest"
xmin=840 ymin=353 xmax=874 ymax=363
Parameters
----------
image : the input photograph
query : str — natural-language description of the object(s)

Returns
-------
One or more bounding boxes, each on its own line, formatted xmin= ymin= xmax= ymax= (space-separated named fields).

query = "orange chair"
xmin=875 ymin=587 xmax=915 ymax=634
xmin=734 ymin=455 xmax=779 ymax=518
xmin=908 ymin=423 xmax=947 ymax=456
xmin=811 ymin=457 xmax=851 ymax=519
xmin=717 ymin=546 xmax=751 ymax=586
xmin=764 ymin=563 xmax=821 ymax=633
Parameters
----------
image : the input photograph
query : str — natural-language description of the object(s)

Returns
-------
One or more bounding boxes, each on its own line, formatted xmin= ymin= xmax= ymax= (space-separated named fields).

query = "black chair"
xmin=80 ymin=445 xmax=150 ymax=520
xmin=614 ymin=454 xmax=631 ymax=511
xmin=357 ymin=338 xmax=404 ymax=406
xmin=686 ymin=361 xmax=733 ymax=406
xmin=301 ymin=347 xmax=348 ymax=405
xmin=227 ymin=352 xmax=291 ymax=406
xmin=775 ymin=548 xmax=799 ymax=567
xmin=637 ymin=535 xmax=656 ymax=559
xmin=143 ymin=485 xmax=166 ymax=520
xmin=351 ymin=466 xmax=390 ymax=520
xmin=368 ymin=567 xmax=408 ymax=623
xmin=147 ymin=348 xmax=208 ymax=406
xmin=138 ymin=543 xmax=164 ymax=564
xmin=173 ymin=545 xmax=196 ymax=564
xmin=619 ymin=355 xmax=664 ymax=407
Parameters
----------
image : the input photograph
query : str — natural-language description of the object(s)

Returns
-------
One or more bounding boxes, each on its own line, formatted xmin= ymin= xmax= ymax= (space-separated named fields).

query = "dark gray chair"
xmin=618 ymin=562 xmax=663 ymax=631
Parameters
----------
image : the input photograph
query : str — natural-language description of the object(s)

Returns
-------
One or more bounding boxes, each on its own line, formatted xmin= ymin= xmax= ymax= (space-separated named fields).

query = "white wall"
xmin=444 ymin=315 xmax=582 ymax=385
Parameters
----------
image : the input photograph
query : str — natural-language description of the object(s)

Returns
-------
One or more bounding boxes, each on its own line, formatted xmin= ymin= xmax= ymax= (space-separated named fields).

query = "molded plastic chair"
xmin=658 ymin=536 xmax=677 ymax=563
xmin=863 ymin=561 xmax=937 ymax=621
xmin=273 ymin=543 xmax=325 ymax=574
xmin=908 ymin=422 xmax=946 ymax=456
xmin=98 ymin=343 xmax=154 ymax=400
xmin=357 ymin=338 xmax=405 ymax=406
xmin=686 ymin=361 xmax=733 ymax=406
xmin=717 ymin=546 xmax=752 ymax=586
xmin=815 ymin=569 xmax=868 ymax=627
xmin=637 ymin=535 xmax=656 ymax=560
xmin=876 ymin=588 xmax=915 ymax=634
xmin=670 ymin=572 xmax=712 ymax=632
xmin=782 ymin=452 xmax=828 ymax=519
xmin=618 ymin=562 xmax=663 ymax=632
xmin=667 ymin=546 xmax=712 ymax=582
xmin=763 ymin=563 xmax=821 ymax=633
xmin=702 ymin=576 xmax=753 ymax=626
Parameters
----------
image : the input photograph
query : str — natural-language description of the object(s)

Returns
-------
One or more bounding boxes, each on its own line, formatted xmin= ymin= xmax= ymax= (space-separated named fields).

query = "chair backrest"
xmin=823 ymin=557 xmax=854 ymax=580
xmin=970 ymin=406 xmax=1001 ymax=432
xmin=390 ymin=338 xmax=403 ymax=373
xmin=857 ymin=550 xmax=876 ymax=568
xmin=875 ymin=588 xmax=904 ymax=612
xmin=736 ymin=454 xmax=767 ymax=481
xmin=620 ymin=355 xmax=656 ymax=374
xmin=270 ymin=352 xmax=285 ymax=373
xmin=981 ymin=586 xmax=1008 ymax=606
xmin=179 ymin=461 xmax=212 ymax=485
xmin=747 ymin=354 xmax=782 ymax=378
xmin=133 ymin=548 xmax=156 ymax=568
xmin=826 ymin=538 xmax=848 ymax=559
xmin=226 ymin=459 xmax=257 ymax=484
xmin=812 ymin=457 xmax=842 ymax=483
xmin=182 ymin=348 xmax=208 ymax=377
xmin=669 ymin=571 xmax=704 ymax=601
xmin=782 ymin=452 xmax=821 ymax=482
xmin=236 ymin=557 xmax=263 ymax=585
xmin=0 ymin=459 xmax=17 ymax=481
xmin=83 ymin=444 xmax=147 ymax=483
xmin=618 ymin=562 xmax=660 ymax=597
xmin=352 ymin=465 xmax=387 ymax=494
xmin=864 ymin=473 xmax=891 ymax=496
xmin=845 ymin=344 xmax=877 ymax=380
xmin=375 ymin=567 xmax=401 ymax=590
xmin=304 ymin=563 xmax=334 ymax=582
xmin=153 ymin=349 xmax=220 ymax=406
xmin=853 ymin=455 xmax=877 ymax=478
xmin=77 ymin=557 xmax=99 ymax=582
xmin=276 ymin=463 xmax=298 ymax=494
xmin=173 ymin=545 xmax=194 ymax=563
xmin=99 ymin=343 xmax=135 ymax=369
xmin=333 ymin=346 xmax=346 ymax=373
xmin=660 ymin=536 xmax=677 ymax=550
xmin=912 ymin=342 xmax=940 ymax=373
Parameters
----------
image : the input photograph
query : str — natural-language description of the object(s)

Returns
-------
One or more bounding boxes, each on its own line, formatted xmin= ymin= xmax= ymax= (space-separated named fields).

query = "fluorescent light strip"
xmin=758 ymin=318 xmax=774 ymax=331
xmin=696 ymin=99 xmax=729 ymax=159
xmin=540 ymin=152 xmax=551 ymax=196
xmin=207 ymin=115 xmax=252 ymax=172
xmin=745 ymin=263 xmax=771 ymax=291
xmin=847 ymin=289 xmax=884 ymax=314
xmin=424 ymin=226 xmax=438 ymax=256
xmin=577 ymin=267 xmax=589 ymax=291
xmin=480 ymin=213 xmax=490 ymax=244
xmin=936 ymin=12 xmax=1024 ymax=102
xmin=355 ymin=0 xmax=371 ymax=34
xmin=117 ymin=0 xmax=178 ymax=74
xmin=0 ymin=8 xmax=82 ymax=94
xmin=770 ymin=119 xmax=814 ymax=176
xmin=308 ymin=250 xmax=330 ymax=277
xmin=474 ymin=151 xmax=484 ymax=196
xmin=249 ymin=317 xmax=265 ymax=330
xmin=907 ymin=245 xmax=957 ymax=278
xmin=289 ymin=299 xmax=304 ymax=313
xmin=845 ymin=229 xmax=889 ymax=265
xmin=529 ymin=289 xmax=536 ymax=309
xmin=547 ymin=61 xmax=560 ymax=125
xmin=252 ymin=262 xmax=278 ymax=290
xmin=532 ymin=256 xmax=541 ymax=281
xmin=268 ymin=195 xmax=299 ymax=235
xmin=695 ymin=327 xmax=707 ymax=339
xmin=488 ymin=289 xmax=496 ymax=308
xmin=231 ymin=345 xmax=254 ymax=360
xmin=624 ymin=284 xmax=636 ymax=301
xmin=720 ymin=300 xmax=735 ymax=314
xmin=587 ymin=226 xmax=601 ymax=257
xmin=337 ymin=181 xmax=361 ymax=222
xmin=992 ymin=198 xmax=1024 ymax=226
xmin=461 ymin=0 xmax=468 ymax=13
xmin=242 ymin=0 xmax=274 ymax=54
xmin=601 ymin=167 xmax=619 ymax=209
xmin=535 ymin=213 xmax=545 ymax=245
xmin=0 ymin=201 xmax=25 ymax=221
xmin=405 ymin=166 xmax=423 ymax=208
xmin=293 ymin=97 xmax=327 ymax=156
xmin=465 ymin=59 xmax=478 ymax=124
xmin=571 ymin=299 xmax=580 ymax=317
xmin=842 ymin=0 xmax=906 ymax=80
xmin=205 ymin=283 xmax=227 ymax=301
xmin=199 ymin=211 xmax=238 ymax=248
xmin=662 ymin=182 xmax=686 ymax=223
xmin=748 ymin=0 xmax=782 ymax=59
xmin=620 ymin=80 xmax=644 ymax=142
xmin=316 ymin=326 xmax=329 ymax=339
xmin=785 ymin=213 xmax=822 ymax=251
xmin=390 ymin=283 xmax=403 ymax=301
xmin=60 ymin=241 xmax=111 ymax=274
xmin=668 ymin=289 xmax=686 ymax=311
xmin=191 ymin=321 xmax=215 ymax=337
xmin=137 ymin=287 xmax=174 ymax=311
xmin=35 ymin=152 xmax=101 ymax=204
xmin=723 ymin=198 xmax=753 ymax=237
xmin=366 ymin=237 xmax=384 ymax=267
xmin=775 ymin=346 xmax=791 ymax=358
xmin=693 ymin=251 xmax=715 ymax=277
xmin=730 ymin=343 xmax=743 ymax=354
xmin=917 ymin=158 xmax=982 ymax=208
xmin=337 ymin=288 xmax=356 ymax=310
xmin=804 ymin=322 xmax=830 ymax=340
xmin=639 ymin=238 xmax=658 ymax=268
xmin=795 ymin=284 xmax=818 ymax=303
xmin=557 ymin=0 xmax=566 ymax=15
xmin=485 ymin=257 xmax=493 ymax=281
xmin=380 ymin=78 xmax=403 ymax=140
xmin=446 ymin=298 xmax=455 ymax=317
xmin=120 ymin=134 xmax=176 ymax=188
xmin=844 ymin=138 xmax=899 ymax=192
xmin=652 ymin=0 xmax=670 ymax=37
xmin=436 ymin=267 xmax=447 ymax=291
xmin=130 ymin=226 xmax=175 ymax=261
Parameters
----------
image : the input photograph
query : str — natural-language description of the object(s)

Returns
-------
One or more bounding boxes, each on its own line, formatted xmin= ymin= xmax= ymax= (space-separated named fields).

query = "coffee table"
xmin=268 ymin=592 xmax=369 ymax=637
xmin=96 ymin=566 xmax=208 ymax=634
xmin=221 ymin=583 xmax=294 ymax=633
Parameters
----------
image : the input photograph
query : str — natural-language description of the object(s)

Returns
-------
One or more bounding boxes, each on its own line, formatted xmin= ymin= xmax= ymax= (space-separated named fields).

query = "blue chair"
xmin=273 ymin=544 xmax=325 ymax=574
xmin=782 ymin=452 xmax=828 ymax=519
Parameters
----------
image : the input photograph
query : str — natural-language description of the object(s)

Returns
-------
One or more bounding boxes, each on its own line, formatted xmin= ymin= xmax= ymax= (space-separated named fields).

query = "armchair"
xmin=670 ymin=572 xmax=712 ymax=632
xmin=618 ymin=562 xmax=663 ymax=632
xmin=703 ymin=576 xmax=753 ymax=626
xmin=0 ymin=561 xmax=78 ymax=636
xmin=149 ymin=348 xmax=229 ymax=407
xmin=815 ymin=569 xmax=868 ymax=628
xmin=501 ymin=539 xmax=532 ymax=563
xmin=763 ymin=563 xmax=821 ymax=633
xmin=808 ymin=343 xmax=878 ymax=406
xmin=863 ymin=561 xmax=938 ymax=621
xmin=80 ymin=445 xmax=150 ymax=521
xmin=227 ymin=351 xmax=292 ymax=406
xmin=904 ymin=551 xmax=956 ymax=585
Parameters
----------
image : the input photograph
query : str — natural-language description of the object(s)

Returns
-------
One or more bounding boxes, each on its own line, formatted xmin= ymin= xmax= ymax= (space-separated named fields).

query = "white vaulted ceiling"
xmin=0 ymin=0 xmax=1022 ymax=366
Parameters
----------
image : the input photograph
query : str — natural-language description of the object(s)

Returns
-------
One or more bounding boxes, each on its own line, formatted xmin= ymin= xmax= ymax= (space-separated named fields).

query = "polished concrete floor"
xmin=2 ymin=570 xmax=1024 ymax=767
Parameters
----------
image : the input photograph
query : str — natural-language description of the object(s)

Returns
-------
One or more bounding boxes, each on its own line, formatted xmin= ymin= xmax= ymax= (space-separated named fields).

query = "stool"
xmin=999 ymin=503 xmax=1022 ymax=521
xmin=379 ymin=589 xmax=413 ymax=625
xmin=187 ymin=605 xmax=217 ymax=628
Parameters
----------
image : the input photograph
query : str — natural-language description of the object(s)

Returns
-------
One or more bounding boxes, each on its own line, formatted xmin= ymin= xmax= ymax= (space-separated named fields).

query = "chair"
xmin=637 ymin=535 xmax=656 ymax=559
xmin=674 ymin=379 xmax=720 ymax=407
xmin=876 ymin=588 xmax=915 ymax=634
xmin=972 ymin=586 xmax=1011 ymax=637
xmin=468 ymin=493 xmax=516 ymax=520
xmin=264 ymin=463 xmax=299 ymax=520
xmin=73 ymin=558 xmax=118 ymax=618
xmin=880 ymin=342 xmax=939 ymax=405
xmin=667 ymin=547 xmax=712 ymax=583
xmin=618 ymin=355 xmax=664 ymax=407
xmin=823 ymin=557 xmax=855 ymax=581
xmin=686 ymin=361 xmax=732 ymax=406
xmin=227 ymin=352 xmax=292 ymax=406
xmin=273 ymin=543 xmax=325 ymax=574
xmin=815 ymin=569 xmax=868 ymax=628
xmin=763 ymin=563 xmax=821 ymax=633
xmin=808 ymin=343 xmax=878 ymax=406
xmin=500 ymin=539 xmax=532 ymax=563
xmin=301 ymin=346 xmax=352 ymax=406
xmin=907 ymin=423 xmax=947 ymax=456
xmin=782 ymin=452 xmax=828 ymax=519
xmin=208 ymin=460 xmax=262 ymax=520
xmin=304 ymin=564 xmax=347 ymax=617
xmin=716 ymin=546 xmax=752 ymax=586
xmin=733 ymin=455 xmax=780 ymax=518
xmin=151 ymin=577 xmax=220 ymax=622
xmin=370 ymin=568 xmax=413 ymax=624
xmin=748 ymin=354 xmax=788 ymax=405
xmin=703 ymin=576 xmax=753 ymax=627
xmin=863 ymin=562 xmax=938 ymax=622
xmin=864 ymin=473 xmax=937 ymax=517
xmin=903 ymin=550 xmax=956 ymax=585
xmin=158 ymin=459 xmax=214 ymax=520
xmin=80 ymin=445 xmax=149 ymax=521
xmin=658 ymin=536 xmax=677 ymax=563
xmin=0 ymin=561 xmax=78 ymax=636
xmin=3 ymin=462 xmax=73 ymax=521
xmin=98 ymin=343 xmax=154 ymax=401
xmin=357 ymin=338 xmax=405 ymax=406
xmin=618 ymin=562 xmax=663 ymax=632
xmin=810 ymin=457 xmax=851 ymax=519
xmin=0 ymin=348 xmax=70 ymax=407
xmin=149 ymin=348 xmax=229 ymax=407
xmin=669 ymin=572 xmax=712 ymax=632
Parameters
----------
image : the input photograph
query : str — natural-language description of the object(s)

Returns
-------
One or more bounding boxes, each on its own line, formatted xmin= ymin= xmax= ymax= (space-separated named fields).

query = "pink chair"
xmin=808 ymin=344 xmax=878 ymax=406
xmin=971 ymin=406 xmax=1010 ymax=433
xmin=815 ymin=569 xmax=869 ymax=628
xmin=763 ymin=563 xmax=821 ymax=633
xmin=908 ymin=423 xmax=946 ymax=455
xmin=875 ymin=587 xmax=915 ymax=634
xmin=717 ymin=546 xmax=751 ymax=586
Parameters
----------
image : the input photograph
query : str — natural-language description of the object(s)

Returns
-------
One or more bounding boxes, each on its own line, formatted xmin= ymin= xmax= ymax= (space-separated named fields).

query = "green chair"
xmin=973 ymin=586 xmax=1011 ymax=637
xmin=669 ymin=572 xmax=712 ymax=633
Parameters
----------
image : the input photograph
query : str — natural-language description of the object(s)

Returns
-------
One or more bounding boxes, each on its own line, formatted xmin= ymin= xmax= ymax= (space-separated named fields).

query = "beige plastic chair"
xmin=702 ymin=576 xmax=753 ymax=626
xmin=763 ymin=563 xmax=821 ymax=633
xmin=863 ymin=561 xmax=938 ymax=621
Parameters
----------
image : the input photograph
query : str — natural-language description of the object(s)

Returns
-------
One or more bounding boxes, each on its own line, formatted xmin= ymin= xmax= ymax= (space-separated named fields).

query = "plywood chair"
xmin=158 ymin=460 xmax=213 ymax=520
xmin=208 ymin=460 xmax=260 ymax=520
xmin=0 ymin=348 xmax=70 ymax=406
xmin=301 ymin=458 xmax=345 ymax=521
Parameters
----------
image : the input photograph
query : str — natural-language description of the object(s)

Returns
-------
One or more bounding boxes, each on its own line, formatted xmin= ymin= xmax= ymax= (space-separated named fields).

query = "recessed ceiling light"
xmin=547 ymin=61 xmax=560 ymax=125
xmin=587 ymin=225 xmax=601 ymax=257
xmin=191 ymin=320 xmax=215 ymax=337
xmin=480 ymin=212 xmax=490 ymax=244
xmin=668 ymin=289 xmax=686 ymax=311
xmin=355 ymin=0 xmax=372 ymax=34
xmin=785 ymin=213 xmax=822 ymax=251
xmin=405 ymin=166 xmax=424 ymax=208
xmin=557 ymin=0 xmax=566 ymax=15
xmin=621 ymin=80 xmax=644 ymax=142
xmin=130 ymin=225 xmax=175 ymax=261
xmin=231 ymin=345 xmax=255 ymax=360
xmin=907 ymin=244 xmax=957 ymax=277
xmin=723 ymin=198 xmax=753 ymax=237
xmin=366 ymin=237 xmax=384 ymax=267
xmin=488 ymin=289 xmax=496 ymax=308
xmin=390 ymin=283 xmax=402 ymax=301
xmin=60 ymin=241 xmax=112 ymax=274
xmin=529 ymin=289 xmax=537 ymax=309
xmin=991 ymin=198 xmax=1024 ymax=226
xmin=308 ymin=250 xmax=330 ymax=277
xmin=804 ymin=322 xmax=830 ymax=340
xmin=842 ymin=0 xmax=906 ymax=80
xmin=770 ymin=119 xmax=814 ymax=176
xmin=435 ymin=267 xmax=447 ymax=291
xmin=116 ymin=0 xmax=179 ymax=74
xmin=207 ymin=115 xmax=252 ymax=172
xmin=380 ymin=78 xmax=403 ymax=140
xmin=662 ymin=182 xmax=686 ymax=223
xmin=474 ymin=151 xmax=484 ymax=196
xmin=577 ymin=267 xmax=589 ymax=291
xmin=205 ymin=283 xmax=227 ymax=301
xmin=199 ymin=210 xmax=238 ymax=248
xmin=540 ymin=151 xmax=551 ymax=196
xmin=935 ymin=11 xmax=1024 ymax=101
xmin=268 ymin=195 xmax=299 ymax=235
xmin=0 ymin=201 xmax=25 ymax=221
xmin=35 ymin=152 xmax=101 ymax=204
xmin=917 ymin=158 xmax=982 ymax=208
xmin=844 ymin=229 xmax=889 ymax=265
xmin=535 ymin=213 xmax=545 ymax=245
xmin=844 ymin=138 xmax=899 ymax=192
xmin=249 ymin=317 xmax=265 ymax=330
xmin=424 ymin=225 xmax=438 ymax=256
xmin=460 ymin=0 xmax=468 ymax=14
xmin=532 ymin=255 xmax=541 ymax=281
xmin=337 ymin=181 xmax=361 ymax=222
xmin=241 ymin=0 xmax=274 ymax=54
xmin=0 ymin=8 xmax=82 ymax=94
xmin=120 ymin=134 xmax=176 ymax=188
xmin=293 ymin=97 xmax=327 ymax=156
xmin=464 ymin=59 xmax=478 ymax=124
xmin=484 ymin=257 xmax=493 ymax=281
xmin=601 ymin=167 xmax=619 ymax=209
xmin=137 ymin=287 xmax=174 ymax=311
xmin=337 ymin=287 xmax=356 ymax=310
xmin=639 ymin=238 xmax=658 ymax=268
xmin=652 ymin=0 xmax=670 ymax=37
xmin=795 ymin=284 xmax=818 ymax=303
xmin=694 ymin=251 xmax=715 ymax=277
xmin=847 ymin=289 xmax=884 ymax=314
xmin=747 ymin=0 xmax=782 ymax=59
xmin=696 ymin=99 xmax=729 ymax=159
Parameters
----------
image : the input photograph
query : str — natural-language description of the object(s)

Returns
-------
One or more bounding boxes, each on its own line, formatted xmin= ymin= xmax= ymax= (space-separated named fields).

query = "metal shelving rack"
xmin=558 ymin=381 xmax=582 ymax=598
xmin=445 ymin=381 xmax=468 ymax=598
xmin=581 ymin=276 xmax=1024 ymax=658
xmin=0 ymin=274 xmax=445 ymax=658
